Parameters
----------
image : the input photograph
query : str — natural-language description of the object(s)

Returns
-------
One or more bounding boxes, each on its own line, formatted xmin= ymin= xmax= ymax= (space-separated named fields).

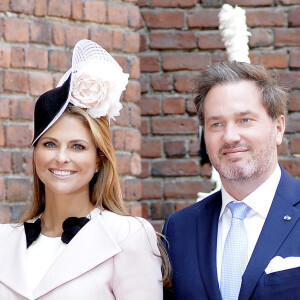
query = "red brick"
xmin=0 ymin=0 xmax=9 ymax=11
xmin=140 ymin=54 xmax=160 ymax=72
xmin=84 ymin=1 xmax=106 ymax=23
xmin=152 ymin=74 xmax=173 ymax=91
xmin=188 ymin=10 xmax=219 ymax=28
xmin=126 ymin=202 xmax=142 ymax=217
xmin=11 ymin=152 xmax=23 ymax=173
xmin=129 ymin=105 xmax=141 ymax=127
xmin=4 ymin=18 xmax=29 ymax=42
xmin=175 ymin=202 xmax=194 ymax=211
xmin=5 ymin=125 xmax=32 ymax=147
xmin=29 ymin=73 xmax=53 ymax=97
xmin=280 ymin=159 xmax=300 ymax=177
xmin=227 ymin=0 xmax=272 ymax=5
xmin=90 ymin=29 xmax=112 ymax=51
xmin=128 ymin=5 xmax=142 ymax=28
xmin=289 ymin=90 xmax=300 ymax=111
xmin=4 ymin=71 xmax=28 ymax=93
xmin=278 ymin=138 xmax=288 ymax=156
xmin=116 ymin=153 xmax=130 ymax=175
xmin=249 ymin=29 xmax=273 ymax=48
xmin=130 ymin=153 xmax=141 ymax=175
xmin=0 ymin=151 xmax=11 ymax=173
xmin=249 ymin=52 xmax=288 ymax=69
xmin=49 ymin=50 xmax=72 ymax=72
xmin=0 ymin=179 xmax=4 ymax=202
xmin=278 ymin=71 xmax=300 ymax=89
xmin=139 ymin=160 xmax=150 ymax=178
xmin=34 ymin=0 xmax=47 ymax=16
xmin=139 ymin=32 xmax=148 ymax=51
xmin=150 ymin=32 xmax=197 ymax=50
xmin=141 ymin=138 xmax=162 ymax=158
xmin=189 ymin=138 xmax=200 ymax=156
xmin=130 ymin=57 xmax=140 ymax=79
xmin=201 ymin=0 xmax=223 ymax=6
xmin=200 ymin=163 xmax=213 ymax=177
xmin=124 ymin=81 xmax=141 ymax=103
xmin=0 ymin=45 xmax=10 ymax=68
xmin=164 ymin=179 xmax=213 ymax=198
xmin=278 ymin=0 xmax=300 ymax=4
xmin=112 ymin=128 xmax=125 ymax=150
xmin=186 ymin=97 xmax=197 ymax=115
xmin=10 ymin=99 xmax=34 ymax=120
xmin=162 ymin=52 xmax=210 ymax=71
xmin=289 ymin=8 xmax=300 ymax=26
xmin=0 ymin=125 xmax=4 ymax=146
xmin=10 ymin=0 xmax=34 ymax=14
xmin=290 ymin=138 xmax=300 ymax=154
xmin=48 ymin=0 xmax=71 ymax=18
xmin=114 ymin=56 xmax=126 ymax=71
xmin=113 ymin=31 xmax=124 ymax=50
xmin=140 ymin=74 xmax=149 ymax=93
xmin=25 ymin=48 xmax=48 ymax=69
xmin=246 ymin=9 xmax=285 ymax=27
xmin=23 ymin=151 xmax=33 ymax=175
xmin=11 ymin=47 xmax=24 ymax=68
xmin=125 ymin=129 xmax=141 ymax=152
xmin=125 ymin=179 xmax=142 ymax=201
xmin=163 ymin=97 xmax=185 ymax=114
xmin=0 ymin=99 xmax=9 ymax=118
xmin=140 ymin=96 xmax=161 ymax=115
xmin=30 ymin=20 xmax=51 ymax=44
xmin=151 ymin=202 xmax=174 ymax=220
xmin=52 ymin=23 xmax=66 ymax=46
xmin=115 ymin=105 xmax=130 ymax=126
xmin=125 ymin=32 xmax=140 ymax=53
xmin=174 ymin=74 xmax=196 ymax=93
xmin=275 ymin=29 xmax=300 ymax=47
xmin=72 ymin=0 xmax=84 ymax=20
xmin=6 ymin=178 xmax=31 ymax=202
xmin=152 ymin=159 xmax=199 ymax=176
xmin=141 ymin=203 xmax=150 ymax=219
xmin=65 ymin=26 xmax=89 ymax=48
xmin=164 ymin=140 xmax=186 ymax=157
xmin=140 ymin=119 xmax=150 ymax=135
xmin=0 ymin=205 xmax=11 ymax=224
xmin=212 ymin=52 xmax=227 ymax=64
xmin=142 ymin=10 xmax=184 ymax=29
xmin=198 ymin=32 xmax=224 ymax=50
xmin=108 ymin=4 xmax=128 ymax=26
xmin=290 ymin=50 xmax=300 ymax=68
xmin=286 ymin=113 xmax=300 ymax=133
xmin=150 ymin=0 xmax=197 ymax=7
xmin=152 ymin=118 xmax=198 ymax=135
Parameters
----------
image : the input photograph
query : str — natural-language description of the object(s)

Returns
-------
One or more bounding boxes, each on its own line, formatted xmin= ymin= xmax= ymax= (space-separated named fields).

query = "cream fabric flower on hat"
xmin=58 ymin=39 xmax=129 ymax=121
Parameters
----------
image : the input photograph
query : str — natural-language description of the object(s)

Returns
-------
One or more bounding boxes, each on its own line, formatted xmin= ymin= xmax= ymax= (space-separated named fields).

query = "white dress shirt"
xmin=216 ymin=164 xmax=281 ymax=284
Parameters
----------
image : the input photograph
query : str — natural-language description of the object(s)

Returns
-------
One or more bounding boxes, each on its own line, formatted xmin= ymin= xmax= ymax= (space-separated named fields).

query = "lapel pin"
xmin=284 ymin=215 xmax=291 ymax=221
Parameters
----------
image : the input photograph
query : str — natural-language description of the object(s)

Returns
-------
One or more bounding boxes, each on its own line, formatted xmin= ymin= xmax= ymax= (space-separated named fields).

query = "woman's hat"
xmin=32 ymin=39 xmax=129 ymax=145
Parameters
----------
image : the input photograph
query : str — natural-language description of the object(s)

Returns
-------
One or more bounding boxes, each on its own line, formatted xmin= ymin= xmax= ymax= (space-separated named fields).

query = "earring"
xmin=95 ymin=169 xmax=98 ymax=173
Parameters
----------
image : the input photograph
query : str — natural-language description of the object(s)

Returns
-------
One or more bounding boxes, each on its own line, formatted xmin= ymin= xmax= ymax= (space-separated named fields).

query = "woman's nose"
xmin=55 ymin=148 xmax=71 ymax=164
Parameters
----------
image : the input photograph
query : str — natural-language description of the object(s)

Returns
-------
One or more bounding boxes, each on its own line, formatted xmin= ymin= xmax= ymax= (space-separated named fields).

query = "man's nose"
xmin=223 ymin=123 xmax=241 ymax=144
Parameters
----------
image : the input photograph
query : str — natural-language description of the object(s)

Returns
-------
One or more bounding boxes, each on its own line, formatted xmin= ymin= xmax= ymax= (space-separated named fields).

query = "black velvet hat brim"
xmin=31 ymin=75 xmax=71 ymax=146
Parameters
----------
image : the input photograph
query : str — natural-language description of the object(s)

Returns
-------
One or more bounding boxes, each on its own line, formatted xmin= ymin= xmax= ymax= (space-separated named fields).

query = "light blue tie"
xmin=220 ymin=202 xmax=251 ymax=300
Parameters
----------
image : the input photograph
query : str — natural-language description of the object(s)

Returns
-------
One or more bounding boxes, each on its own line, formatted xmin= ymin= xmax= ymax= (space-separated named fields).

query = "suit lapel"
xmin=0 ymin=224 xmax=33 ymax=299
xmin=34 ymin=214 xmax=121 ymax=299
xmin=239 ymin=169 xmax=300 ymax=300
xmin=197 ymin=192 xmax=222 ymax=300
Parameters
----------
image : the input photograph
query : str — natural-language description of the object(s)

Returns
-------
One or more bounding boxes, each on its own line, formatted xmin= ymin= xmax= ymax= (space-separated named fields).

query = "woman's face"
xmin=34 ymin=114 xmax=98 ymax=199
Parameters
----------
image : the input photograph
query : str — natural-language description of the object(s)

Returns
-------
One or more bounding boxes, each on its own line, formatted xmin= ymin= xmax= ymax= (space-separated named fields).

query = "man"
xmin=163 ymin=61 xmax=300 ymax=300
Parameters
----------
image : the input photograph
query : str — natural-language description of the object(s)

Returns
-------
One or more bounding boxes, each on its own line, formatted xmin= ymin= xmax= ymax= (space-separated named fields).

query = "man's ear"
xmin=275 ymin=115 xmax=285 ymax=146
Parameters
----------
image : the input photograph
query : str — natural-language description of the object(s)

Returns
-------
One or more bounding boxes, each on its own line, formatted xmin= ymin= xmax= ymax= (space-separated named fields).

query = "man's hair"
xmin=194 ymin=61 xmax=290 ymax=125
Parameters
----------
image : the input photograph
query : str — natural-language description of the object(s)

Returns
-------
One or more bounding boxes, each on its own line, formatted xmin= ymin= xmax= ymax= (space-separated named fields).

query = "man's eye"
xmin=212 ymin=122 xmax=222 ymax=127
xmin=44 ymin=142 xmax=56 ymax=148
xmin=72 ymin=144 xmax=85 ymax=150
xmin=241 ymin=118 xmax=251 ymax=123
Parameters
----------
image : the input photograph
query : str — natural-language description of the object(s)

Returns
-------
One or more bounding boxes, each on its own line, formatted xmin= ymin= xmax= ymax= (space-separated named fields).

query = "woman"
xmin=0 ymin=40 xmax=164 ymax=299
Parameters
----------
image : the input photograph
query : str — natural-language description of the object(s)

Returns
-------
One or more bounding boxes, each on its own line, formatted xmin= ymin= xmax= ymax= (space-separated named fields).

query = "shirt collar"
xmin=220 ymin=164 xmax=281 ymax=219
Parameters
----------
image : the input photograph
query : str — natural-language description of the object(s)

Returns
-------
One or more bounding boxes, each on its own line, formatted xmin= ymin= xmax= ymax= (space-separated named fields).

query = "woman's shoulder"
xmin=100 ymin=210 xmax=156 ymax=244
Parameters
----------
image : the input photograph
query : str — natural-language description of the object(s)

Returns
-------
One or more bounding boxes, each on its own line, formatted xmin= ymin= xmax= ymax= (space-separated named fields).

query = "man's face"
xmin=203 ymin=80 xmax=285 ymax=185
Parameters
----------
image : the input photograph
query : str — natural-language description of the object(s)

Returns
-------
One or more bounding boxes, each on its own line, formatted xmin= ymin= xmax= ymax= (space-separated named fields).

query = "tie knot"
xmin=227 ymin=202 xmax=250 ymax=220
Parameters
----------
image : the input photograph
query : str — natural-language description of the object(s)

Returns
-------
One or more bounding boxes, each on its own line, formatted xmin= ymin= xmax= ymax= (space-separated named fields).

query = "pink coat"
xmin=0 ymin=210 xmax=163 ymax=299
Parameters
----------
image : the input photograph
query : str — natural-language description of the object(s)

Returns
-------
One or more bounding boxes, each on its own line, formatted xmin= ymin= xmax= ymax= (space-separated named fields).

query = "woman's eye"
xmin=44 ymin=142 xmax=56 ymax=148
xmin=72 ymin=144 xmax=85 ymax=150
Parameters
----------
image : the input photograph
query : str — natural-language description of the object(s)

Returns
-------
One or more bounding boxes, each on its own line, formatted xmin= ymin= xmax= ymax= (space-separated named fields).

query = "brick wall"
xmin=1 ymin=0 xmax=300 ymax=229
xmin=0 ymin=0 xmax=142 ymax=223
xmin=138 ymin=0 xmax=300 ymax=230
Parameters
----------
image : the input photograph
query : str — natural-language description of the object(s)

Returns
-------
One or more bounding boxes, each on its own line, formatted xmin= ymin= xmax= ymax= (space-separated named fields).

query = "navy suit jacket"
xmin=163 ymin=167 xmax=300 ymax=300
